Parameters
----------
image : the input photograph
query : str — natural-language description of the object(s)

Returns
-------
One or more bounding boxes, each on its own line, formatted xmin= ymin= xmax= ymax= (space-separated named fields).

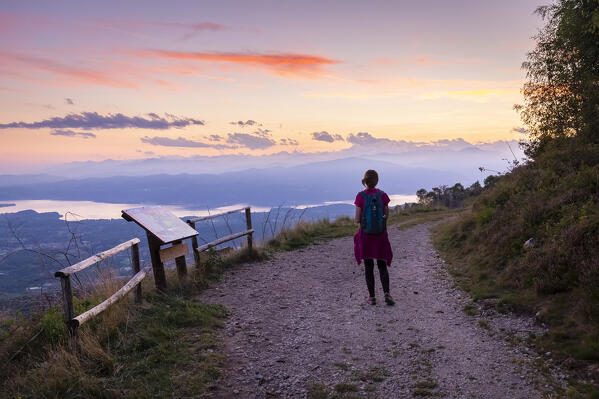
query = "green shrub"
xmin=475 ymin=207 xmax=495 ymax=225
xmin=39 ymin=308 xmax=67 ymax=344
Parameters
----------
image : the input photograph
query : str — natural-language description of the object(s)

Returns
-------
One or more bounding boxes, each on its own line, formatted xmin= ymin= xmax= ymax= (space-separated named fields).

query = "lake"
xmin=0 ymin=194 xmax=417 ymax=220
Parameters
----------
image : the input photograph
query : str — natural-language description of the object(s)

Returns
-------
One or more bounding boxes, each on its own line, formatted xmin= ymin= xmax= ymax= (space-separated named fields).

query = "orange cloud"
xmin=2 ymin=52 xmax=138 ymax=88
xmin=136 ymin=50 xmax=340 ymax=78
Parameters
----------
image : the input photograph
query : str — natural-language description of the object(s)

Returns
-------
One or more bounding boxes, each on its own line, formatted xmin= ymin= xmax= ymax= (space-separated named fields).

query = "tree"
xmin=416 ymin=188 xmax=428 ymax=204
xmin=484 ymin=175 xmax=499 ymax=188
xmin=514 ymin=0 xmax=599 ymax=155
xmin=467 ymin=181 xmax=483 ymax=197
xmin=449 ymin=183 xmax=466 ymax=208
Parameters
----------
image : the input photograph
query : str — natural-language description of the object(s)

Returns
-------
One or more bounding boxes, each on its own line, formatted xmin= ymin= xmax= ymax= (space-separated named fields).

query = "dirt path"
xmin=200 ymin=222 xmax=557 ymax=398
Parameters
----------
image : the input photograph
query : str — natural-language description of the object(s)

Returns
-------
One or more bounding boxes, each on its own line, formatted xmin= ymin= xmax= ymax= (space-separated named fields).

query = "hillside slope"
xmin=435 ymin=139 xmax=599 ymax=367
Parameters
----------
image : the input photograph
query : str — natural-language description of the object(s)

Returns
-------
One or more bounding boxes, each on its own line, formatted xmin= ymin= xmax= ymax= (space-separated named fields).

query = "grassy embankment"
xmin=433 ymin=139 xmax=599 ymax=394
xmin=1 ymin=206 xmax=455 ymax=398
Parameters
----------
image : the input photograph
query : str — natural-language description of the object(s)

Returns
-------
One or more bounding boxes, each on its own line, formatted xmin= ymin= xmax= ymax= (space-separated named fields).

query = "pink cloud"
xmin=90 ymin=19 xmax=227 ymax=40
xmin=2 ymin=52 xmax=138 ymax=88
xmin=0 ymin=85 xmax=31 ymax=93
xmin=0 ymin=12 xmax=228 ymax=42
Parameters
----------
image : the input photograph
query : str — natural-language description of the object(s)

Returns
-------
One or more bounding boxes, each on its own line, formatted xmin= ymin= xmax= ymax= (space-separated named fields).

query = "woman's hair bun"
xmin=362 ymin=169 xmax=378 ymax=188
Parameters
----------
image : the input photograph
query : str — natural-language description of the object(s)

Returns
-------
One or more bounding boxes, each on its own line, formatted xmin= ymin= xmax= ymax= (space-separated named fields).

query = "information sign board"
xmin=122 ymin=206 xmax=198 ymax=244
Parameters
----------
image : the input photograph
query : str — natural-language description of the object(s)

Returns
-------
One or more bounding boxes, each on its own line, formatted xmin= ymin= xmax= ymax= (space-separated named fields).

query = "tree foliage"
xmin=515 ymin=0 xmax=599 ymax=155
xmin=416 ymin=181 xmax=485 ymax=208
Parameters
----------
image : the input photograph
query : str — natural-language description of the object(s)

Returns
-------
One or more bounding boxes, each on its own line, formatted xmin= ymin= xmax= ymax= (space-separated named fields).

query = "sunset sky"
xmin=0 ymin=0 xmax=542 ymax=172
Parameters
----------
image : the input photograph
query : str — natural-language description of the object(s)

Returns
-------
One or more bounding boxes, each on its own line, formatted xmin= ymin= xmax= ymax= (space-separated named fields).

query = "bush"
xmin=39 ymin=308 xmax=67 ymax=344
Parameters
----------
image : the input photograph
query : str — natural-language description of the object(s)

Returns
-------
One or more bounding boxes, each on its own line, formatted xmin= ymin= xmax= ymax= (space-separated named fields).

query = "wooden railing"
xmin=54 ymin=207 xmax=253 ymax=333
xmin=187 ymin=206 xmax=254 ymax=266
xmin=54 ymin=238 xmax=145 ymax=333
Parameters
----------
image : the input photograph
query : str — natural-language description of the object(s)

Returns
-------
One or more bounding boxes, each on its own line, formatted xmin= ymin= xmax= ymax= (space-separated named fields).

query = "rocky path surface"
xmin=200 ymin=222 xmax=557 ymax=398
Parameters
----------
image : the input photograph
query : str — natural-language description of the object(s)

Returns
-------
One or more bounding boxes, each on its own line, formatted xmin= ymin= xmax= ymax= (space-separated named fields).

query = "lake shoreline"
xmin=0 ymin=195 xmax=417 ymax=220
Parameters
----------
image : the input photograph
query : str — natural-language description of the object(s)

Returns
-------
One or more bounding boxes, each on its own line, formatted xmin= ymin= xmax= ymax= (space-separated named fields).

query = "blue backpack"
xmin=360 ymin=190 xmax=386 ymax=235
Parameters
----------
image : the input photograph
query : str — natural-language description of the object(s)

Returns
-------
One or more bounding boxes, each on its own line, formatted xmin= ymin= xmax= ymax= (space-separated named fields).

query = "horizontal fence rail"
xmin=54 ymin=238 xmax=144 ymax=335
xmin=187 ymin=207 xmax=253 ymax=264
xmin=70 ymin=267 xmax=148 ymax=329
xmin=55 ymin=238 xmax=140 ymax=277
xmin=186 ymin=206 xmax=249 ymax=224
xmin=195 ymin=229 xmax=254 ymax=253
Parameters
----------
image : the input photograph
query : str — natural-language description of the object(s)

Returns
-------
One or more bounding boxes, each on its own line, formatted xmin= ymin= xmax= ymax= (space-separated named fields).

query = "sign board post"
xmin=171 ymin=239 xmax=188 ymax=280
xmin=146 ymin=231 xmax=167 ymax=291
xmin=122 ymin=206 xmax=198 ymax=291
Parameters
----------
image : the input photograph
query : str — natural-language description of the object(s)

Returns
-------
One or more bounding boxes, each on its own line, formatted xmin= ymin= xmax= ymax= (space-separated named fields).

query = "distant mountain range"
xmin=0 ymin=157 xmax=464 ymax=208
xmin=0 ymin=139 xmax=524 ymax=207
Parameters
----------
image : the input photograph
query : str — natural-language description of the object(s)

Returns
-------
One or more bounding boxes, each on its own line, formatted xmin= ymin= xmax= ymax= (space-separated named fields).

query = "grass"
xmin=334 ymin=382 xmax=359 ymax=393
xmin=390 ymin=206 xmax=465 ymax=231
xmin=414 ymin=378 xmax=437 ymax=389
xmin=307 ymin=382 xmax=362 ymax=399
xmin=0 ymin=266 xmax=229 ymax=398
xmin=266 ymin=217 xmax=356 ymax=251
xmin=308 ymin=383 xmax=331 ymax=399
xmin=477 ymin=319 xmax=491 ymax=331
xmin=462 ymin=302 xmax=477 ymax=316
xmin=334 ymin=361 xmax=352 ymax=371
xmin=106 ymin=293 xmax=227 ymax=397
xmin=413 ymin=377 xmax=438 ymax=397
xmin=266 ymin=206 xmax=461 ymax=253
xmin=0 ymin=242 xmax=259 ymax=398
xmin=356 ymin=366 xmax=390 ymax=382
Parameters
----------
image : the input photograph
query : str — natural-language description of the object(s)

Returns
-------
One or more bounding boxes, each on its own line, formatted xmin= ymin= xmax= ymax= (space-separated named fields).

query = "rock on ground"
xmin=200 ymin=222 xmax=558 ymax=398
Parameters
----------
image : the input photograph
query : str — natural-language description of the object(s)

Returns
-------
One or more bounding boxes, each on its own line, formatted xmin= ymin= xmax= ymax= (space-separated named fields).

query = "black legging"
xmin=364 ymin=258 xmax=390 ymax=297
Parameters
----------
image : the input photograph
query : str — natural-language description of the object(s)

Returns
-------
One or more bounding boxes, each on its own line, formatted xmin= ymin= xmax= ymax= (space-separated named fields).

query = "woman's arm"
xmin=384 ymin=205 xmax=389 ymax=218
xmin=354 ymin=206 xmax=361 ymax=224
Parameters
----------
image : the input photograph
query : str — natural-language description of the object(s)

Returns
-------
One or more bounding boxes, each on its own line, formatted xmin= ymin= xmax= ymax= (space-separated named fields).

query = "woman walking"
xmin=354 ymin=169 xmax=395 ymax=306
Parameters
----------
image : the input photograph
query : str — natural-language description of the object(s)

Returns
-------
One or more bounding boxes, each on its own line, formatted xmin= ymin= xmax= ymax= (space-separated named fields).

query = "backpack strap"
xmin=358 ymin=191 xmax=368 ymax=207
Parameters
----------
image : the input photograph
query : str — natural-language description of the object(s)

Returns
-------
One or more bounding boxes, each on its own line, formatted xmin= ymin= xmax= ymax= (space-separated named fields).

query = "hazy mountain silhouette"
xmin=0 ymin=157 xmax=463 ymax=207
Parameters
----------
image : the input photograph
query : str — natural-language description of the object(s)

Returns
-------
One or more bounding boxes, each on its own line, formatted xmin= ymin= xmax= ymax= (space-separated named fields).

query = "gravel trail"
xmin=200 ymin=222 xmax=556 ymax=398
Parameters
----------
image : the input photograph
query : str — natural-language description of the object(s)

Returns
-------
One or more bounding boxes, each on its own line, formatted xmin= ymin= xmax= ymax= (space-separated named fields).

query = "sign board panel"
xmin=159 ymin=242 xmax=189 ymax=263
xmin=122 ymin=206 xmax=198 ymax=244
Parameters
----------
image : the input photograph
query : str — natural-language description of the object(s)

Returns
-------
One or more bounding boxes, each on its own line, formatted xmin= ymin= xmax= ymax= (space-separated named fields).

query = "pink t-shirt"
xmin=354 ymin=188 xmax=390 ymax=209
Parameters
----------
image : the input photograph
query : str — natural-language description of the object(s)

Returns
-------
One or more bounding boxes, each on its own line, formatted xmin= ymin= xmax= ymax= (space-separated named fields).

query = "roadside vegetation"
xmin=0 ymin=266 xmax=229 ymax=398
xmin=432 ymin=0 xmax=599 ymax=395
xmin=433 ymin=139 xmax=599 ymax=380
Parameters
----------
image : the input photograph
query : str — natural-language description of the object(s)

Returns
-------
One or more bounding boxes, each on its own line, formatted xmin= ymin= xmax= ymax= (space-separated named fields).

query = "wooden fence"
xmin=187 ymin=206 xmax=254 ymax=266
xmin=55 ymin=207 xmax=254 ymax=333
xmin=54 ymin=238 xmax=145 ymax=334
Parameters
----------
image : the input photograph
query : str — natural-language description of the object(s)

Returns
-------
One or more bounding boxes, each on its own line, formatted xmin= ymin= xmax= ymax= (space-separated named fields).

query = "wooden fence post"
xmin=58 ymin=275 xmax=76 ymax=336
xmin=131 ymin=243 xmax=142 ymax=303
xmin=173 ymin=239 xmax=188 ymax=280
xmin=245 ymin=207 xmax=253 ymax=256
xmin=188 ymin=220 xmax=201 ymax=268
xmin=147 ymin=232 xmax=167 ymax=291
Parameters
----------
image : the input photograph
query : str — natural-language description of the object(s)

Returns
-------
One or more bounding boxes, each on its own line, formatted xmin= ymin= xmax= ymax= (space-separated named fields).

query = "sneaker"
xmin=367 ymin=296 xmax=376 ymax=305
xmin=384 ymin=293 xmax=395 ymax=306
